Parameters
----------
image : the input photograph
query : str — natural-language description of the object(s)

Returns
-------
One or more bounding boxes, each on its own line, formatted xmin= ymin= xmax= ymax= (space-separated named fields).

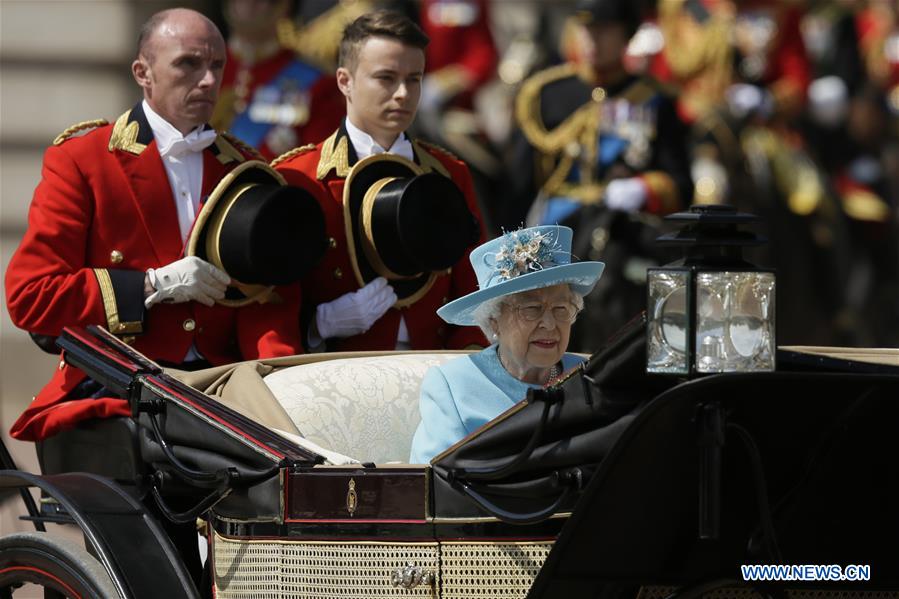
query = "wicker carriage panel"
xmin=439 ymin=541 xmax=554 ymax=599
xmin=213 ymin=532 xmax=440 ymax=598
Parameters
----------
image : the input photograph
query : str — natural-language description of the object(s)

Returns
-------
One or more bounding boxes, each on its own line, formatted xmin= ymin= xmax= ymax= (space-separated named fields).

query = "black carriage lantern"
xmin=646 ymin=205 xmax=776 ymax=376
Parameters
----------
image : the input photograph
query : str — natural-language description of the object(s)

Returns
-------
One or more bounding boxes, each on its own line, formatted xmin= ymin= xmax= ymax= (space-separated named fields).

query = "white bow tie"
xmin=158 ymin=129 xmax=217 ymax=158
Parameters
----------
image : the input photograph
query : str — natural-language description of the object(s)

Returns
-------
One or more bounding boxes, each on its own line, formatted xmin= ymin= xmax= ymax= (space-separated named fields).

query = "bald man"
xmin=6 ymin=8 xmax=305 ymax=443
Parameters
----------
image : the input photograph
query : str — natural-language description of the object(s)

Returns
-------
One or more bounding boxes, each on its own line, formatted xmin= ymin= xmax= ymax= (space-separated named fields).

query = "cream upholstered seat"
xmin=263 ymin=353 xmax=462 ymax=464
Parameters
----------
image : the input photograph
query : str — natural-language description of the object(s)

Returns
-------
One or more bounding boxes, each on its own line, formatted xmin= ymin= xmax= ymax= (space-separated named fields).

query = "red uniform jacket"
xmin=6 ymin=102 xmax=304 ymax=441
xmin=212 ymin=47 xmax=345 ymax=160
xmin=274 ymin=123 xmax=488 ymax=351
xmin=421 ymin=0 xmax=497 ymax=109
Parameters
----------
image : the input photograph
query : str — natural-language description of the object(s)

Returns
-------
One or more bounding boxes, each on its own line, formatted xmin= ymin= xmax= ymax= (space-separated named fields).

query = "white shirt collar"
xmin=344 ymin=117 xmax=414 ymax=162
xmin=142 ymin=100 xmax=215 ymax=158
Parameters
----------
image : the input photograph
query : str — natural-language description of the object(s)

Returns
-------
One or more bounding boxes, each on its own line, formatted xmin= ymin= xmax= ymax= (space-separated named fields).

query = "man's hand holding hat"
xmin=144 ymin=256 xmax=231 ymax=308
xmin=311 ymin=277 xmax=398 ymax=345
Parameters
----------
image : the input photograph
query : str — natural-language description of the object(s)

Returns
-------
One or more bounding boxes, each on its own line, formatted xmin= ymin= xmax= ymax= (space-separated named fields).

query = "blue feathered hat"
xmin=437 ymin=225 xmax=604 ymax=326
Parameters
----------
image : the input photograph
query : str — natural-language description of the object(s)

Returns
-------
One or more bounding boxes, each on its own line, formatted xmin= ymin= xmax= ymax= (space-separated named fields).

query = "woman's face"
xmin=494 ymin=284 xmax=577 ymax=380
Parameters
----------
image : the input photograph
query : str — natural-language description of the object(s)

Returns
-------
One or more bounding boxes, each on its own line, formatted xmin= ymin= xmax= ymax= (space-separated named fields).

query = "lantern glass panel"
xmin=647 ymin=270 xmax=690 ymax=374
xmin=695 ymin=271 xmax=776 ymax=373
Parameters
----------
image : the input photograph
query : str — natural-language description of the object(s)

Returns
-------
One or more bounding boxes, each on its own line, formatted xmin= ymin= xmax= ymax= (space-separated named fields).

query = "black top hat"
xmin=575 ymin=0 xmax=641 ymax=36
xmin=186 ymin=160 xmax=327 ymax=306
xmin=343 ymin=154 xmax=480 ymax=308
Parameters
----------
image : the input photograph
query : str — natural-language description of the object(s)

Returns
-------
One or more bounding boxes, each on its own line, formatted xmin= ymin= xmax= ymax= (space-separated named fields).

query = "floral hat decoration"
xmin=437 ymin=225 xmax=604 ymax=326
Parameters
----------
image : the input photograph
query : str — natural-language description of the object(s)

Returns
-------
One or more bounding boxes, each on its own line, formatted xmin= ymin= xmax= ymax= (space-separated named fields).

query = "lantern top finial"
xmin=656 ymin=205 xmax=766 ymax=264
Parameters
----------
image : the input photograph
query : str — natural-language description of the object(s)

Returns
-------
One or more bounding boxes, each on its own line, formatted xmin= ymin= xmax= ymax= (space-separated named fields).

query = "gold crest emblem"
xmin=346 ymin=478 xmax=357 ymax=516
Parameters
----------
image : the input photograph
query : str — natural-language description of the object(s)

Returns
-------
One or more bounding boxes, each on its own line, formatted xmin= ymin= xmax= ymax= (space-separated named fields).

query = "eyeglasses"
xmin=508 ymin=301 xmax=581 ymax=324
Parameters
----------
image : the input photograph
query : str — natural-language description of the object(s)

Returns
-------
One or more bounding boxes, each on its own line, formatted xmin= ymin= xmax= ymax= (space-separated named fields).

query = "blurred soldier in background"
xmin=505 ymin=0 xmax=692 ymax=352
xmin=799 ymin=0 xmax=899 ymax=345
xmin=412 ymin=0 xmax=500 ymax=232
xmin=210 ymin=0 xmax=345 ymax=159
xmin=652 ymin=0 xmax=811 ymax=127
xmin=856 ymin=0 xmax=899 ymax=208
xmin=647 ymin=0 xmax=897 ymax=345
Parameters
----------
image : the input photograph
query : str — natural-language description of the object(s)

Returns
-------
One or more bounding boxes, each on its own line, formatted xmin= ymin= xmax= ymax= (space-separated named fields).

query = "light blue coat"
xmin=409 ymin=345 xmax=585 ymax=463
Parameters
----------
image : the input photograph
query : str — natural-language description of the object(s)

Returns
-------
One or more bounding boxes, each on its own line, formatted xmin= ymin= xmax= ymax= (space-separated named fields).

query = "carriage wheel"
xmin=0 ymin=532 xmax=119 ymax=598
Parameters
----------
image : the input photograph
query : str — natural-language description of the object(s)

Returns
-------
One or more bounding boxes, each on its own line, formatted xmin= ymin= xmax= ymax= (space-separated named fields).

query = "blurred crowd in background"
xmin=207 ymin=0 xmax=899 ymax=352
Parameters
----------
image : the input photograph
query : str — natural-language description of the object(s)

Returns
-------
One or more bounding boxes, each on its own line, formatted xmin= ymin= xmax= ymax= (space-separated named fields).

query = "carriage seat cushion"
xmin=263 ymin=353 xmax=461 ymax=464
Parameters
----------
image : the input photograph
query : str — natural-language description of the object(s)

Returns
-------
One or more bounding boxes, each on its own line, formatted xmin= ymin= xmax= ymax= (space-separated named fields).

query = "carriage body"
xmin=2 ymin=323 xmax=898 ymax=598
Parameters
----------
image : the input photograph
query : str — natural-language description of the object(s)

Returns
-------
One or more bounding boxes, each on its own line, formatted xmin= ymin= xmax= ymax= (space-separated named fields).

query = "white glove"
xmin=314 ymin=277 xmax=397 ymax=341
xmin=808 ymin=76 xmax=849 ymax=128
xmin=419 ymin=75 xmax=448 ymax=116
xmin=604 ymin=177 xmax=648 ymax=212
xmin=145 ymin=256 xmax=231 ymax=308
xmin=725 ymin=83 xmax=774 ymax=120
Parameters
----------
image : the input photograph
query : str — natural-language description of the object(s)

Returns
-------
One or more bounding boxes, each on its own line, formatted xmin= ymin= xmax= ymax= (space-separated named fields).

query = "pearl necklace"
xmin=497 ymin=347 xmax=562 ymax=385
xmin=545 ymin=364 xmax=561 ymax=385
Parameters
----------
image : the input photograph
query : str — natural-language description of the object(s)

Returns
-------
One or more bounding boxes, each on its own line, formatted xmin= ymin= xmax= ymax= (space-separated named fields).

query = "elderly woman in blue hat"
xmin=409 ymin=225 xmax=604 ymax=463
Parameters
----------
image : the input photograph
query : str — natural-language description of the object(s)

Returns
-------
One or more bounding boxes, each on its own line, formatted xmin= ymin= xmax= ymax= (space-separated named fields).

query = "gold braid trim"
xmin=316 ymin=131 xmax=350 ymax=179
xmin=221 ymin=132 xmax=263 ymax=161
xmin=658 ymin=0 xmax=733 ymax=79
xmin=659 ymin=0 xmax=733 ymax=120
xmin=270 ymin=143 xmax=316 ymax=168
xmin=277 ymin=0 xmax=374 ymax=70
xmin=412 ymin=140 xmax=452 ymax=178
xmin=108 ymin=110 xmax=147 ymax=155
xmin=515 ymin=63 xmax=595 ymax=155
xmin=515 ymin=63 xmax=607 ymax=203
xmin=93 ymin=269 xmax=143 ymax=335
xmin=53 ymin=119 xmax=108 ymax=146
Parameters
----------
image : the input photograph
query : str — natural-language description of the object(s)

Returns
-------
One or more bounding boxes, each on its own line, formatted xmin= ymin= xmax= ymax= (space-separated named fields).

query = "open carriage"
xmin=1 ymin=317 xmax=898 ymax=598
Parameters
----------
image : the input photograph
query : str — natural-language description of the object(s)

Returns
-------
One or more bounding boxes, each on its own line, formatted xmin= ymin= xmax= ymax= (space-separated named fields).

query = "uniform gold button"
xmin=333 ymin=268 xmax=343 ymax=280
xmin=328 ymin=237 xmax=338 ymax=249
xmin=182 ymin=318 xmax=196 ymax=331
xmin=110 ymin=250 xmax=123 ymax=264
xmin=115 ymin=323 xmax=126 ymax=332
xmin=592 ymin=87 xmax=606 ymax=102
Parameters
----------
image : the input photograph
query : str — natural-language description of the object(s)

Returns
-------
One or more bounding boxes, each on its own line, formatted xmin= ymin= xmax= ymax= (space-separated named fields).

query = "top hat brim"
xmin=436 ymin=261 xmax=605 ymax=326
xmin=343 ymin=153 xmax=439 ymax=308
xmin=186 ymin=160 xmax=286 ymax=307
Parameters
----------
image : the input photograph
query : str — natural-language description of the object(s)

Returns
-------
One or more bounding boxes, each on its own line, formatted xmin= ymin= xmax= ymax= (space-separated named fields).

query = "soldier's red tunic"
xmin=6 ymin=103 xmax=304 ymax=441
xmin=274 ymin=124 xmax=488 ymax=351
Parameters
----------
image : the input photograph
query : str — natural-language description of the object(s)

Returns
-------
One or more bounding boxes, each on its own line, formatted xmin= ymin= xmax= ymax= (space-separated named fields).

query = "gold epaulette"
xmin=221 ymin=132 xmax=265 ymax=161
xmin=412 ymin=140 xmax=451 ymax=178
xmin=270 ymin=143 xmax=316 ymax=168
xmin=415 ymin=139 xmax=459 ymax=162
xmin=53 ymin=119 xmax=108 ymax=146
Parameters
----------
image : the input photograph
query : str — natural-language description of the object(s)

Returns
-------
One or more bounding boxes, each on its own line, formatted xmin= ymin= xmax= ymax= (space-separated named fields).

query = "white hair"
xmin=471 ymin=285 xmax=585 ymax=341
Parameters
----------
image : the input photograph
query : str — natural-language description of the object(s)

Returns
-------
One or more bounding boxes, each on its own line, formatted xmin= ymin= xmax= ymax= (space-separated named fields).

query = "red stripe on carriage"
xmin=150 ymin=379 xmax=287 ymax=460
